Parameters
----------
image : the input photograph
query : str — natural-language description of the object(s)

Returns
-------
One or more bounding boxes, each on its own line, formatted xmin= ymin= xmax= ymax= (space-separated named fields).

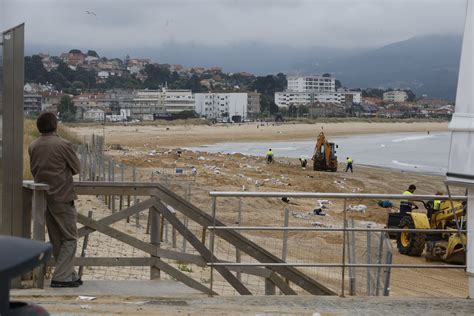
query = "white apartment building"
xmin=83 ymin=109 xmax=105 ymax=122
xmin=195 ymin=92 xmax=248 ymax=122
xmin=275 ymin=90 xmax=361 ymax=108
xmin=287 ymin=75 xmax=336 ymax=93
xmin=383 ymin=90 xmax=408 ymax=103
xmin=276 ymin=75 xmax=360 ymax=108
xmin=162 ymin=88 xmax=194 ymax=113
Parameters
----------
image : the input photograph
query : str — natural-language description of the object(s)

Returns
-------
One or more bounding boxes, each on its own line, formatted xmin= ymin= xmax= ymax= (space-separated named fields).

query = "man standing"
xmin=299 ymin=156 xmax=308 ymax=169
xmin=29 ymin=113 xmax=82 ymax=288
xmin=400 ymin=184 xmax=418 ymax=215
xmin=345 ymin=157 xmax=353 ymax=172
xmin=266 ymin=148 xmax=274 ymax=164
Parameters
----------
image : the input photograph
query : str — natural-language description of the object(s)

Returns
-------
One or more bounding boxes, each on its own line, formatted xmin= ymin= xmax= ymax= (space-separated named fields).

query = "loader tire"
xmin=397 ymin=216 xmax=425 ymax=256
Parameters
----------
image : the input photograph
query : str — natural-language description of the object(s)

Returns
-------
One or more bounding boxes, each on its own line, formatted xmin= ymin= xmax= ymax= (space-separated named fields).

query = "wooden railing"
xmin=22 ymin=180 xmax=335 ymax=296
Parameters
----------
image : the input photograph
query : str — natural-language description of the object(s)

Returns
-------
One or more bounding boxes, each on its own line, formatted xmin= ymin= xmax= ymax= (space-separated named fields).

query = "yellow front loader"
xmin=390 ymin=200 xmax=466 ymax=264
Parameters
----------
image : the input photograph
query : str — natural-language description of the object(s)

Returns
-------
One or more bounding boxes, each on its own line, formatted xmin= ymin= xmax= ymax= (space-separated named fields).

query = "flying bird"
xmin=85 ymin=10 xmax=97 ymax=16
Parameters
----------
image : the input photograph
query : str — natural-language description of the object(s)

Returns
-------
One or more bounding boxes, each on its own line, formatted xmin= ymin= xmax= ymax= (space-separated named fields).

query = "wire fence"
xmin=73 ymin=134 xmax=463 ymax=297
xmin=346 ymin=218 xmax=392 ymax=296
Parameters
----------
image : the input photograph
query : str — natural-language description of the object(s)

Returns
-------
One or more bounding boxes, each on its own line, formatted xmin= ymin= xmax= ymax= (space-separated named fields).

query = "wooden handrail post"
xmin=150 ymin=206 xmax=161 ymax=279
xmin=23 ymin=181 xmax=49 ymax=289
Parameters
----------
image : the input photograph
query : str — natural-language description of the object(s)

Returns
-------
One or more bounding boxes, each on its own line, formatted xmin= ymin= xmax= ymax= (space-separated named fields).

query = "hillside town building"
xmin=23 ymin=94 xmax=42 ymax=114
xmin=247 ymin=91 xmax=261 ymax=119
xmin=195 ymin=92 xmax=248 ymax=122
xmin=383 ymin=90 xmax=408 ymax=103
xmin=162 ymin=89 xmax=194 ymax=113
xmin=275 ymin=75 xmax=361 ymax=108
xmin=287 ymin=75 xmax=336 ymax=92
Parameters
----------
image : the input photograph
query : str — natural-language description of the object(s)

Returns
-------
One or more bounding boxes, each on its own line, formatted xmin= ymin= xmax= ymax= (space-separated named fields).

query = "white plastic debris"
xmin=347 ymin=204 xmax=367 ymax=213
xmin=317 ymin=200 xmax=332 ymax=205
xmin=78 ymin=296 xmax=96 ymax=301
xmin=197 ymin=156 xmax=206 ymax=161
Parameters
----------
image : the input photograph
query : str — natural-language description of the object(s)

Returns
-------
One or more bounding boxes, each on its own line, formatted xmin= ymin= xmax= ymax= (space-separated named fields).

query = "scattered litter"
xmin=110 ymin=144 xmax=123 ymax=150
xmin=312 ymin=208 xmax=326 ymax=216
xmin=78 ymin=296 xmax=96 ymax=301
xmin=281 ymin=197 xmax=290 ymax=203
xmin=125 ymin=301 xmax=150 ymax=306
xmin=292 ymin=210 xmax=329 ymax=219
xmin=318 ymin=200 xmax=332 ymax=206
xmin=80 ymin=305 xmax=90 ymax=309
xmin=378 ymin=200 xmax=393 ymax=208
xmin=148 ymin=150 xmax=157 ymax=156
xmin=292 ymin=211 xmax=310 ymax=219
xmin=347 ymin=204 xmax=367 ymax=213
xmin=312 ymin=221 xmax=330 ymax=228
xmin=197 ymin=156 xmax=206 ymax=161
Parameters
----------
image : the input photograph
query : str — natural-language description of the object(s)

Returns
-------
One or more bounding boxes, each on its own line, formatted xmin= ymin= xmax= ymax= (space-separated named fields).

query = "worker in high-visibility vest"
xmin=400 ymin=184 xmax=418 ymax=215
xmin=299 ymin=156 xmax=308 ymax=169
xmin=266 ymin=148 xmax=274 ymax=164
xmin=430 ymin=191 xmax=443 ymax=219
xmin=345 ymin=157 xmax=353 ymax=172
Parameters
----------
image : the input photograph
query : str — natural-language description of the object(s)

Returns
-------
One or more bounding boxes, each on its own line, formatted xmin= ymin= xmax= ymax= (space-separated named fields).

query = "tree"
xmin=250 ymin=74 xmax=286 ymax=115
xmin=362 ymin=88 xmax=385 ymax=98
xmin=57 ymin=95 xmax=76 ymax=122
xmin=143 ymin=64 xmax=171 ymax=89
xmin=298 ymin=105 xmax=309 ymax=117
xmin=72 ymin=81 xmax=85 ymax=90
xmin=322 ymin=73 xmax=332 ymax=77
xmin=47 ymin=70 xmax=69 ymax=90
xmin=184 ymin=75 xmax=208 ymax=93
xmin=69 ymin=49 xmax=82 ymax=55
xmin=404 ymin=90 xmax=416 ymax=102
xmin=335 ymin=79 xmax=342 ymax=90
xmin=25 ymin=55 xmax=49 ymax=83
xmin=87 ymin=50 xmax=99 ymax=57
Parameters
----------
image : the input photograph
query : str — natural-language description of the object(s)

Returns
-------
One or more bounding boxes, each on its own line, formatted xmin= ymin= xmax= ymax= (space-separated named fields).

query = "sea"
xmin=187 ymin=132 xmax=451 ymax=176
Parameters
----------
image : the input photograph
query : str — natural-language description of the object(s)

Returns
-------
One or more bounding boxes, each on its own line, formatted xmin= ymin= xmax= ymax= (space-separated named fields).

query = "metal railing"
xmin=207 ymin=192 xmax=467 ymax=297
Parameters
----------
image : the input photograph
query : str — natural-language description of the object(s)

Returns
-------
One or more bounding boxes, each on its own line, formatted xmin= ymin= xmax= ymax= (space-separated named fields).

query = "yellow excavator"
xmin=312 ymin=131 xmax=338 ymax=172
xmin=388 ymin=200 xmax=466 ymax=264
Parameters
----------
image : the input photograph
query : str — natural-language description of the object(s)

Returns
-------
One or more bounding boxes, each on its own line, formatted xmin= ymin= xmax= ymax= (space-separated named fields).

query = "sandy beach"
xmin=71 ymin=121 xmax=449 ymax=148
xmin=64 ymin=120 xmax=468 ymax=298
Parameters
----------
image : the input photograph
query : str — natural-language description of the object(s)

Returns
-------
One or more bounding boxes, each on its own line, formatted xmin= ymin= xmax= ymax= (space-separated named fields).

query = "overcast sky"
xmin=1 ymin=0 xmax=468 ymax=51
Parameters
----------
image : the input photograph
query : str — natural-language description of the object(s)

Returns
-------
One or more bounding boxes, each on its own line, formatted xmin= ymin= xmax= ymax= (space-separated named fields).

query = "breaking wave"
xmin=391 ymin=134 xmax=435 ymax=143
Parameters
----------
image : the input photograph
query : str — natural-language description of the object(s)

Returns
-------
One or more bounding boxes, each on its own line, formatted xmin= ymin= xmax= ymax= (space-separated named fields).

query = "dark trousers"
xmin=345 ymin=163 xmax=353 ymax=172
xmin=267 ymin=155 xmax=273 ymax=164
xmin=400 ymin=204 xmax=411 ymax=216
